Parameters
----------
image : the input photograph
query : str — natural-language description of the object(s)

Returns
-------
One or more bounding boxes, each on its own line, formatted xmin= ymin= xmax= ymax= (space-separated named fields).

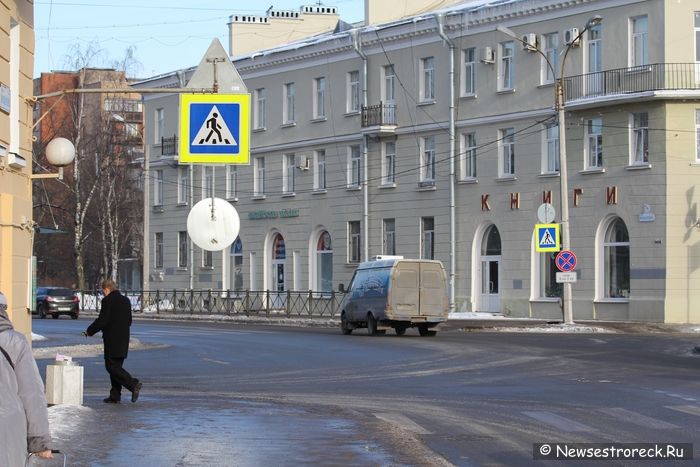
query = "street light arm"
xmin=496 ymin=25 xmax=556 ymax=81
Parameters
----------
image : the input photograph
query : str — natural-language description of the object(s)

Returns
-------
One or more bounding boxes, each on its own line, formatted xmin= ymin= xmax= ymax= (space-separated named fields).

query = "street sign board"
xmin=556 ymin=272 xmax=577 ymax=283
xmin=535 ymin=224 xmax=560 ymax=252
xmin=537 ymin=203 xmax=556 ymax=224
xmin=179 ymin=93 xmax=250 ymax=164
xmin=555 ymin=250 xmax=577 ymax=272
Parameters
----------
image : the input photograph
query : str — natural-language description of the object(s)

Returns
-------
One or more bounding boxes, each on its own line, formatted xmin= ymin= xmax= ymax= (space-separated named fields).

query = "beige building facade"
xmin=0 ymin=0 xmax=35 ymax=338
xmin=138 ymin=0 xmax=700 ymax=324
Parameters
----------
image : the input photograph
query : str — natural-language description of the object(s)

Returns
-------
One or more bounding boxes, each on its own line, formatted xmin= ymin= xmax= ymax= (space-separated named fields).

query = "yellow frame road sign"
xmin=179 ymin=93 xmax=250 ymax=164
xmin=535 ymin=223 xmax=561 ymax=252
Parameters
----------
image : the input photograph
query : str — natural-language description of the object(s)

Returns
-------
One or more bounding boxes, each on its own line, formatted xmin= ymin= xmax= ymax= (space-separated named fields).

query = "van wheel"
xmin=419 ymin=325 xmax=436 ymax=337
xmin=394 ymin=326 xmax=406 ymax=336
xmin=341 ymin=313 xmax=353 ymax=335
xmin=367 ymin=313 xmax=379 ymax=335
xmin=51 ymin=313 xmax=59 ymax=319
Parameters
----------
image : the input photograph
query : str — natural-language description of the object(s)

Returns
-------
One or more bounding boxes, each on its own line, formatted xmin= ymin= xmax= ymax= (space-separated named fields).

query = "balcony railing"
xmin=161 ymin=135 xmax=178 ymax=156
xmin=564 ymin=63 xmax=700 ymax=102
xmin=361 ymin=102 xmax=397 ymax=127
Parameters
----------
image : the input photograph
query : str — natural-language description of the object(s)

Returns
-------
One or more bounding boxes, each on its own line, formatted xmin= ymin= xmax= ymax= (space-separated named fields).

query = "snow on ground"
xmin=33 ymin=338 xmax=165 ymax=360
xmin=32 ymin=333 xmax=47 ymax=341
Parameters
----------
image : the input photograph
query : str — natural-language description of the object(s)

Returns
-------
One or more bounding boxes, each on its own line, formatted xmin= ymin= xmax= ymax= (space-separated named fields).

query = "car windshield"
xmin=47 ymin=288 xmax=74 ymax=296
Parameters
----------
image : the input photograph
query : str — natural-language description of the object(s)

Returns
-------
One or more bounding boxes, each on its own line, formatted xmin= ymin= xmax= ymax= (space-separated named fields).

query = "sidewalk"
xmin=77 ymin=309 xmax=700 ymax=334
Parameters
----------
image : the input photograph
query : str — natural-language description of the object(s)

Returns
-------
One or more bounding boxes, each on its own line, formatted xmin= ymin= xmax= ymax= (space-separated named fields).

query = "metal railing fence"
xmin=564 ymin=63 xmax=700 ymax=102
xmin=361 ymin=102 xmax=397 ymax=127
xmin=79 ymin=290 xmax=346 ymax=318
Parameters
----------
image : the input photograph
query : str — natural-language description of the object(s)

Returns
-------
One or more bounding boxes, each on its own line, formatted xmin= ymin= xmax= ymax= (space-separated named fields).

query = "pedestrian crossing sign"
xmin=535 ymin=223 xmax=561 ymax=252
xmin=179 ymin=93 xmax=250 ymax=164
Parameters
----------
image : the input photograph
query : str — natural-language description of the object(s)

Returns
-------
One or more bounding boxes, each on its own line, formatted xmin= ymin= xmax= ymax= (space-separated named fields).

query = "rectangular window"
xmin=383 ymin=219 xmax=396 ymax=256
xmin=383 ymin=141 xmax=396 ymax=184
xmin=154 ymin=232 xmax=163 ymax=269
xmin=155 ymin=108 xmax=164 ymax=143
xmin=421 ymin=217 xmax=435 ymax=260
xmin=348 ymin=221 xmax=361 ymax=263
xmin=178 ymin=231 xmax=188 ymax=268
xmin=695 ymin=12 xmax=700 ymax=62
xmin=347 ymin=70 xmax=360 ymax=113
xmin=542 ymin=33 xmax=559 ymax=84
xmin=348 ymin=145 xmax=361 ymax=187
xmin=461 ymin=132 xmax=477 ymax=180
xmin=420 ymin=57 xmax=435 ymax=101
xmin=283 ymin=153 xmax=295 ymax=194
xmin=314 ymin=77 xmax=326 ymax=118
xmin=696 ymin=110 xmax=700 ymax=161
xmin=383 ymin=65 xmax=395 ymax=102
xmin=631 ymin=112 xmax=649 ymax=164
xmin=543 ymin=124 xmax=560 ymax=173
xmin=462 ymin=48 xmax=476 ymax=96
xmin=499 ymin=128 xmax=515 ymax=176
xmin=499 ymin=42 xmax=515 ymax=90
xmin=314 ymin=150 xmax=326 ymax=190
xmin=540 ymin=252 xmax=562 ymax=298
xmin=254 ymin=157 xmax=265 ymax=195
xmin=284 ymin=82 xmax=295 ymax=123
xmin=585 ymin=118 xmax=603 ymax=169
xmin=254 ymin=88 xmax=266 ymax=129
xmin=420 ymin=136 xmax=436 ymax=183
xmin=202 ymin=166 xmax=214 ymax=199
xmin=226 ymin=166 xmax=237 ymax=199
xmin=153 ymin=169 xmax=163 ymax=206
xmin=630 ymin=16 xmax=648 ymax=67
xmin=177 ymin=167 xmax=188 ymax=204
xmin=202 ymin=249 xmax=213 ymax=268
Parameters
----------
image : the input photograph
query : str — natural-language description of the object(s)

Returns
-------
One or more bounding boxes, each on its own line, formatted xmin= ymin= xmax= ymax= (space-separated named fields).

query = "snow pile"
xmin=32 ymin=333 xmax=47 ymax=341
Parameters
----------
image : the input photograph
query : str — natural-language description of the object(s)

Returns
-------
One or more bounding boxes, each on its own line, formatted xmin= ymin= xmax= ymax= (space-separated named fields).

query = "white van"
xmin=339 ymin=257 xmax=448 ymax=336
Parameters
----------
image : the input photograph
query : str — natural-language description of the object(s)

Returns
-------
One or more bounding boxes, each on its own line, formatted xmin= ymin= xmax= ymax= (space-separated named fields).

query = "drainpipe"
xmin=435 ymin=13 xmax=456 ymax=312
xmin=351 ymin=29 xmax=369 ymax=262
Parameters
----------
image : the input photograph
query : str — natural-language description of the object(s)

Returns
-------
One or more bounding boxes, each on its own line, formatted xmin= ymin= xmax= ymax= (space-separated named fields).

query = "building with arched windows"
xmin=135 ymin=0 xmax=700 ymax=324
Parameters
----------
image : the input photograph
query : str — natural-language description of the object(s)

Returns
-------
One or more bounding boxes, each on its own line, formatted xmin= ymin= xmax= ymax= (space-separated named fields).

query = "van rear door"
xmin=419 ymin=262 xmax=448 ymax=317
xmin=392 ymin=261 xmax=420 ymax=316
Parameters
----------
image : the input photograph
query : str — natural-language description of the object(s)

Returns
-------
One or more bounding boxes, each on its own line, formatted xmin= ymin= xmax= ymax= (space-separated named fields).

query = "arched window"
xmin=531 ymin=232 xmax=562 ymax=300
xmin=482 ymin=225 xmax=501 ymax=256
xmin=603 ymin=218 xmax=630 ymax=298
xmin=272 ymin=233 xmax=286 ymax=291
xmin=316 ymin=230 xmax=333 ymax=292
xmin=229 ymin=237 xmax=243 ymax=291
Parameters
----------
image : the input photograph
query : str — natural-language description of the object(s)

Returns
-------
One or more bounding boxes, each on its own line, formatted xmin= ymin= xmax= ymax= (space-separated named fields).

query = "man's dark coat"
xmin=87 ymin=290 xmax=132 ymax=358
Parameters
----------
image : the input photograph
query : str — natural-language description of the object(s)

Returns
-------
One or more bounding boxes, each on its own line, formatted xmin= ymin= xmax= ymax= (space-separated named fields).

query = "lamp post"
xmin=497 ymin=15 xmax=601 ymax=324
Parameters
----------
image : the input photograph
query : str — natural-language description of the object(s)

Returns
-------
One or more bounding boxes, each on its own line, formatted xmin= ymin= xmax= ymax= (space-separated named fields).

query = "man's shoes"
xmin=103 ymin=397 xmax=120 ymax=404
xmin=131 ymin=380 xmax=142 ymax=403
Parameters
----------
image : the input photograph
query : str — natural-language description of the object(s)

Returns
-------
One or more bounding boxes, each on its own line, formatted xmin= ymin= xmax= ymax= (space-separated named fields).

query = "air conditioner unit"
xmin=6 ymin=152 xmax=27 ymax=170
xmin=520 ymin=33 xmax=538 ymax=51
xmin=479 ymin=46 xmax=494 ymax=64
xmin=564 ymin=28 xmax=581 ymax=47
xmin=295 ymin=154 xmax=309 ymax=170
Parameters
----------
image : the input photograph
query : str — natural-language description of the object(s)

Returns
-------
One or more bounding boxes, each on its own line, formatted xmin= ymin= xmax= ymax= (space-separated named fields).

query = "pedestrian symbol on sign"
xmin=192 ymin=105 xmax=237 ymax=146
xmin=535 ymin=223 xmax=561 ymax=252
xmin=540 ymin=229 xmax=556 ymax=247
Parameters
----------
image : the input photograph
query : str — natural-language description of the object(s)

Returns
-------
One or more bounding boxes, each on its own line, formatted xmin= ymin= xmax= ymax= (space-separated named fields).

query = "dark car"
xmin=35 ymin=287 xmax=79 ymax=319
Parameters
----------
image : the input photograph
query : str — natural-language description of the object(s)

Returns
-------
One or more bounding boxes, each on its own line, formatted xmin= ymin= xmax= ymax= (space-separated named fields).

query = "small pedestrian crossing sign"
xmin=535 ymin=223 xmax=561 ymax=252
xmin=179 ymin=93 xmax=250 ymax=164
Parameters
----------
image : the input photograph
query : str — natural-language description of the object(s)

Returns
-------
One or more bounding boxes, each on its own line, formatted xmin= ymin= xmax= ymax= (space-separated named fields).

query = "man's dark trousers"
xmin=105 ymin=356 xmax=137 ymax=401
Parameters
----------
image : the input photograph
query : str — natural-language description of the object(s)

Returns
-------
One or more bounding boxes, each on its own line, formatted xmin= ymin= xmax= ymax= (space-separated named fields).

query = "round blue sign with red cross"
xmin=555 ymin=250 xmax=577 ymax=272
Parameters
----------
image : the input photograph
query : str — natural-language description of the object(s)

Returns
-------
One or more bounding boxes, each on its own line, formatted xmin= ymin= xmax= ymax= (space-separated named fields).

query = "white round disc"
xmin=186 ymin=197 xmax=240 ymax=251
xmin=537 ymin=203 xmax=556 ymax=224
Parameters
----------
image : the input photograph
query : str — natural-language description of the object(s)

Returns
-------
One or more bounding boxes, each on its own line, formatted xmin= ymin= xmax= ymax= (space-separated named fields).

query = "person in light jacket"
xmin=0 ymin=291 xmax=53 ymax=465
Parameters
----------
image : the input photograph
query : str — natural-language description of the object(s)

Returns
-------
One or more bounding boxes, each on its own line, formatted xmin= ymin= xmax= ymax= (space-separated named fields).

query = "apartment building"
xmin=136 ymin=0 xmax=700 ymax=324
xmin=0 ymin=1 xmax=37 ymax=337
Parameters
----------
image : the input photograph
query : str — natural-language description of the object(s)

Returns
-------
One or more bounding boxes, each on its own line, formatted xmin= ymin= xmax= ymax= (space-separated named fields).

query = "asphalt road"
xmin=32 ymin=317 xmax=700 ymax=466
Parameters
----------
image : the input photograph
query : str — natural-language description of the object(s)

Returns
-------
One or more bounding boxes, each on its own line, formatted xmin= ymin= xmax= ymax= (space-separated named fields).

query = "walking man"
xmin=84 ymin=279 xmax=142 ymax=403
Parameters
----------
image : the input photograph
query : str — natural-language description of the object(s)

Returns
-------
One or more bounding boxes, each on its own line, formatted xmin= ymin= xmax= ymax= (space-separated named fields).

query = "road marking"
xmin=666 ymin=405 xmax=700 ymax=417
xmin=201 ymin=358 xmax=229 ymax=365
xmin=601 ymin=408 xmax=680 ymax=429
xmin=522 ymin=411 xmax=596 ymax=433
xmin=374 ymin=413 xmax=432 ymax=435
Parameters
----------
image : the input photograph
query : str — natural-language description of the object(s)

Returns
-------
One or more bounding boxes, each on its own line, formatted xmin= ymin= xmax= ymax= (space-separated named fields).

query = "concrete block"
xmin=46 ymin=363 xmax=83 ymax=406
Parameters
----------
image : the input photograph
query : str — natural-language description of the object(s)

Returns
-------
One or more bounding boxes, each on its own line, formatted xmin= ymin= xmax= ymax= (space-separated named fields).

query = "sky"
xmin=34 ymin=1 xmax=365 ymax=79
